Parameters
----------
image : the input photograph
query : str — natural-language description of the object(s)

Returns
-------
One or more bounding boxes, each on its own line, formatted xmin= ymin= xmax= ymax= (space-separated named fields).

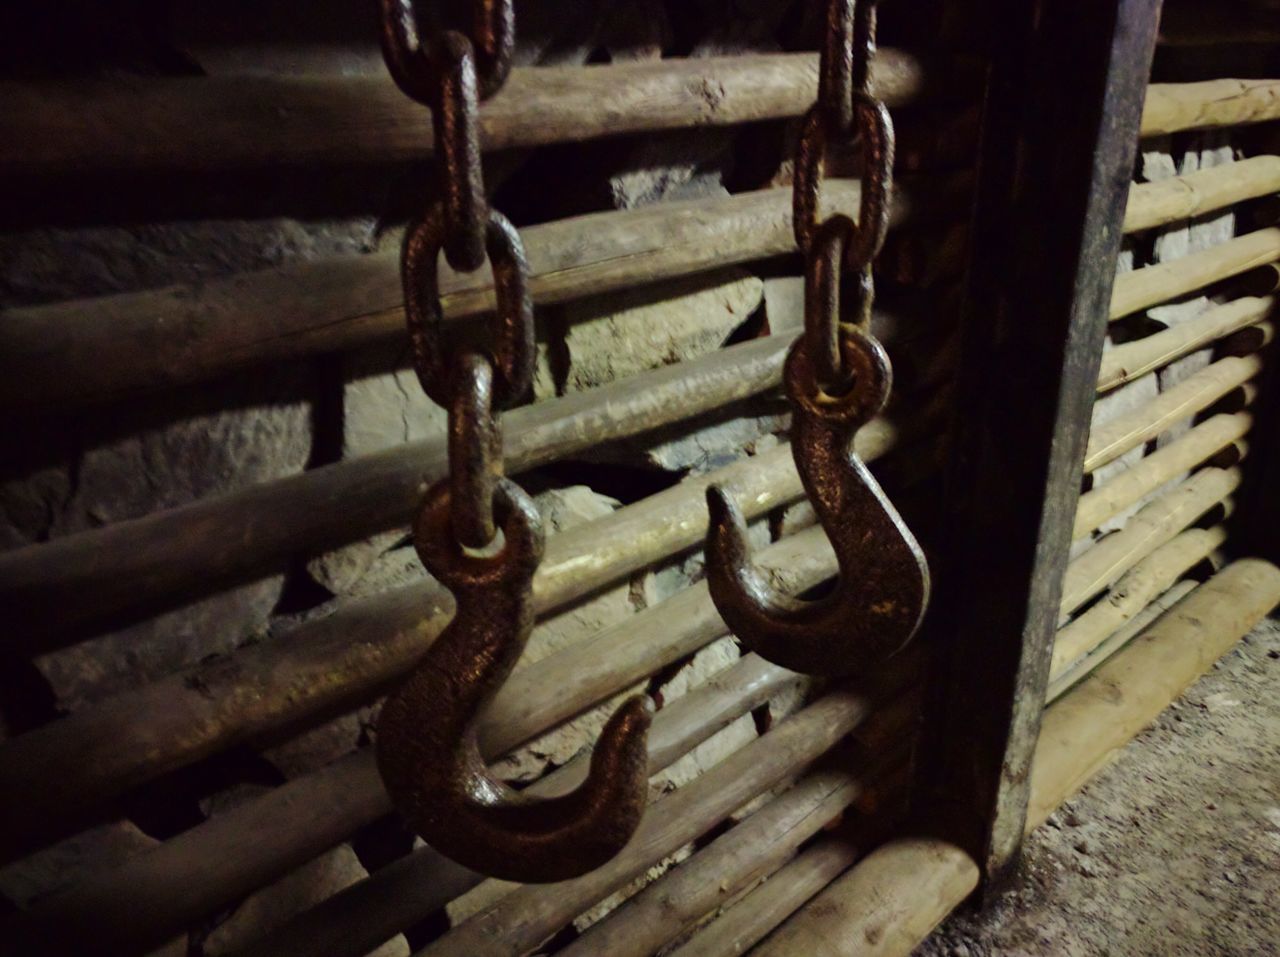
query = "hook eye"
xmin=787 ymin=324 xmax=892 ymax=429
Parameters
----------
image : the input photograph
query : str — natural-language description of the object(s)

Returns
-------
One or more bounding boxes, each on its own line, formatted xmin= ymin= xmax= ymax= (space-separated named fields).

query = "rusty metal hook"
xmin=705 ymin=326 xmax=930 ymax=676
xmin=376 ymin=471 xmax=654 ymax=884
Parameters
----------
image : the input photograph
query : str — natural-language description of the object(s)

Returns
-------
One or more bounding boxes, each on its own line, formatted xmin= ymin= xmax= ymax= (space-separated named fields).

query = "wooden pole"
xmin=1083 ymin=355 xmax=1262 ymax=473
xmin=1124 ymin=156 xmax=1280 ymax=234
xmin=8 ymin=149 xmax=1272 ymax=414
xmin=738 ymin=559 xmax=1280 ymax=957
xmin=748 ymin=838 xmax=980 ymax=957
xmin=230 ymin=653 xmax=803 ymax=957
xmin=0 ymin=416 xmax=913 ymax=862
xmin=1073 ymin=413 xmax=1251 ymax=539
xmin=1110 ymin=228 xmax=1280 ymax=320
xmin=664 ymin=839 xmax=860 ymax=957
xmin=0 ymin=178 xmax=961 ymax=412
xmin=558 ymin=768 xmax=877 ymax=957
xmin=1142 ymin=80 xmax=1280 ymax=138
xmin=0 ymin=334 xmax=791 ymax=649
xmin=1051 ymin=526 xmax=1226 ymax=679
xmin=0 ymin=51 xmax=962 ymax=175
xmin=2 ymin=674 xmax=904 ymax=957
xmin=1046 ymin=579 xmax=1198 ymax=704
xmin=1096 ymin=297 xmax=1274 ymax=392
xmin=1029 ymin=559 xmax=1280 ymax=829
xmin=1060 ymin=466 xmax=1239 ymax=615
xmin=419 ymin=690 xmax=897 ymax=957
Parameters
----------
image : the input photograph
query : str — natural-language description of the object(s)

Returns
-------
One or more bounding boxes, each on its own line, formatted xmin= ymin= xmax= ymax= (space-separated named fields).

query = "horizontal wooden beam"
xmin=1142 ymin=79 xmax=1280 ymax=138
xmin=1110 ymin=228 xmax=1280 ymax=320
xmin=1124 ymin=155 xmax=1280 ymax=234
xmin=0 ymin=422 xmax=904 ymax=861
xmin=0 ymin=335 xmax=791 ymax=649
xmin=0 ymin=177 xmax=960 ymax=412
xmin=741 ymin=559 xmax=1280 ymax=957
xmin=0 ymin=51 xmax=960 ymax=175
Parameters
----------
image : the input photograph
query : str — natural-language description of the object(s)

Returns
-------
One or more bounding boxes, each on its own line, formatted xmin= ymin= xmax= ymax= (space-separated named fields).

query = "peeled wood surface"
xmin=1124 ymin=155 xmax=1280 ymax=233
xmin=1109 ymin=228 xmax=1280 ymax=319
xmin=0 ymin=178 xmax=956 ymax=412
xmin=0 ymin=432 xmax=818 ymax=857
xmin=748 ymin=837 xmax=980 ymax=957
xmin=422 ymin=690 xmax=889 ymax=957
xmin=0 ymin=51 xmax=955 ymax=175
xmin=1096 ymin=296 xmax=1274 ymax=392
xmin=1142 ymin=80 xmax=1280 ymax=137
xmin=1060 ymin=467 xmax=1239 ymax=616
xmin=232 ymin=653 xmax=801 ymax=957
xmin=0 ymin=334 xmax=790 ymax=650
xmin=751 ymin=559 xmax=1280 ymax=957
xmin=1073 ymin=413 xmax=1251 ymax=539
xmin=1083 ymin=355 xmax=1262 ymax=473
xmin=1045 ymin=579 xmax=1197 ymax=705
xmin=1029 ymin=559 xmax=1280 ymax=830
xmin=1051 ymin=526 xmax=1226 ymax=679
xmin=2 ymin=517 xmax=894 ymax=938
xmin=667 ymin=839 xmax=860 ymax=957
xmin=560 ymin=770 xmax=868 ymax=957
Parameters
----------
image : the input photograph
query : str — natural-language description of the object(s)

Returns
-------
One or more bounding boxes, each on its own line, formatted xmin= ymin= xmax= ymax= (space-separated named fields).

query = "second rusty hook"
xmin=704 ymin=326 xmax=930 ymax=677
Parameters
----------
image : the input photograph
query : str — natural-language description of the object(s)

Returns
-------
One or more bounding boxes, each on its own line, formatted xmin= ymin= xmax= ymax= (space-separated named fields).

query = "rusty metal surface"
xmin=706 ymin=328 xmax=929 ymax=675
xmin=707 ymin=0 xmax=929 ymax=676
xmin=374 ymin=0 xmax=651 ymax=884
xmin=376 ymin=480 xmax=653 ymax=883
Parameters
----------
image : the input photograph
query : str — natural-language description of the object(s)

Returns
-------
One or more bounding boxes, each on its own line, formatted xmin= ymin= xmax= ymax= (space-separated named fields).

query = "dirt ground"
xmin=916 ymin=616 xmax=1280 ymax=957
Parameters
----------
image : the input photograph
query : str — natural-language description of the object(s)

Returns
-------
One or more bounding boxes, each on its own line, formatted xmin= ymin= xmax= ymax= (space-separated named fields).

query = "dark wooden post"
xmin=915 ymin=0 xmax=1162 ymax=884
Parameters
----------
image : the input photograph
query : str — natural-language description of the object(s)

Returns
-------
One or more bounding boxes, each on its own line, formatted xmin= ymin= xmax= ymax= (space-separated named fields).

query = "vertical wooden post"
xmin=916 ymin=0 xmax=1161 ymax=884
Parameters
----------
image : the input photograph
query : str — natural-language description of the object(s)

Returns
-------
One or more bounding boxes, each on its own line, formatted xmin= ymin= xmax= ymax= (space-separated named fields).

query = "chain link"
xmin=381 ymin=0 xmax=533 ymax=552
xmin=793 ymin=0 xmax=894 ymax=393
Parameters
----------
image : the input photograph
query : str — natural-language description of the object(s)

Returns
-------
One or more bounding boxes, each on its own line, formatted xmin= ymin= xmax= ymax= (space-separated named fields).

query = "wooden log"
xmin=1109 ymin=228 xmax=1280 ymax=320
xmin=0 ymin=454 xmax=914 ymax=929
xmin=1045 ymin=579 xmax=1197 ymax=704
xmin=1050 ymin=526 xmax=1226 ymax=679
xmin=0 ymin=417 xmax=912 ymax=863
xmin=1142 ymin=80 xmax=1280 ymax=137
xmin=230 ymin=652 xmax=802 ymax=957
xmin=665 ymin=839 xmax=860 ymax=957
xmin=1095 ymin=297 xmax=1274 ymax=392
xmin=559 ymin=768 xmax=874 ymax=957
xmin=1083 ymin=355 xmax=1263 ymax=473
xmin=1028 ymin=559 xmax=1280 ymax=830
xmin=1073 ymin=413 xmax=1251 ymax=539
xmin=0 ymin=178 xmax=960 ymax=412
xmin=747 ymin=838 xmax=980 ymax=957
xmin=0 ymin=51 xmax=962 ymax=175
xmin=1059 ymin=466 xmax=1239 ymax=615
xmin=420 ymin=690 xmax=895 ymax=957
xmin=1124 ymin=156 xmax=1280 ymax=233
xmin=743 ymin=559 xmax=1280 ymax=957
xmin=0 ymin=334 xmax=791 ymax=649
xmin=1217 ymin=319 xmax=1275 ymax=357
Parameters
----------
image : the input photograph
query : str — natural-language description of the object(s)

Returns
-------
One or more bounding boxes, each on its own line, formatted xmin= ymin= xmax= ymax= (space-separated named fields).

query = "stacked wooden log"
xmin=0 ymin=18 xmax=1278 ymax=957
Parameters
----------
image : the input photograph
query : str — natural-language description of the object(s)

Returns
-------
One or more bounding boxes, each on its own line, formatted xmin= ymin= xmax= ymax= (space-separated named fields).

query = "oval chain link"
xmin=379 ymin=0 xmax=530 ymax=549
xmin=793 ymin=0 xmax=894 ymax=394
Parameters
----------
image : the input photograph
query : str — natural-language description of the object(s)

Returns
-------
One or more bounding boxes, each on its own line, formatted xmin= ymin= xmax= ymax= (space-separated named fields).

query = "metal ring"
xmin=413 ymin=476 xmax=544 ymax=595
xmin=447 ymin=352 xmax=503 ymax=550
xmin=846 ymin=93 xmax=896 ymax=272
xmin=804 ymin=215 xmax=853 ymax=389
xmin=402 ymin=205 xmax=535 ymax=409
xmin=785 ymin=322 xmax=892 ymax=430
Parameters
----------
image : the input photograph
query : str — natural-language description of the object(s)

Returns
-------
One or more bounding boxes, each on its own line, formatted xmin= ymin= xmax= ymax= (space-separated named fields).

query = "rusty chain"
xmin=704 ymin=0 xmax=930 ymax=677
xmin=374 ymin=0 xmax=652 ymax=885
